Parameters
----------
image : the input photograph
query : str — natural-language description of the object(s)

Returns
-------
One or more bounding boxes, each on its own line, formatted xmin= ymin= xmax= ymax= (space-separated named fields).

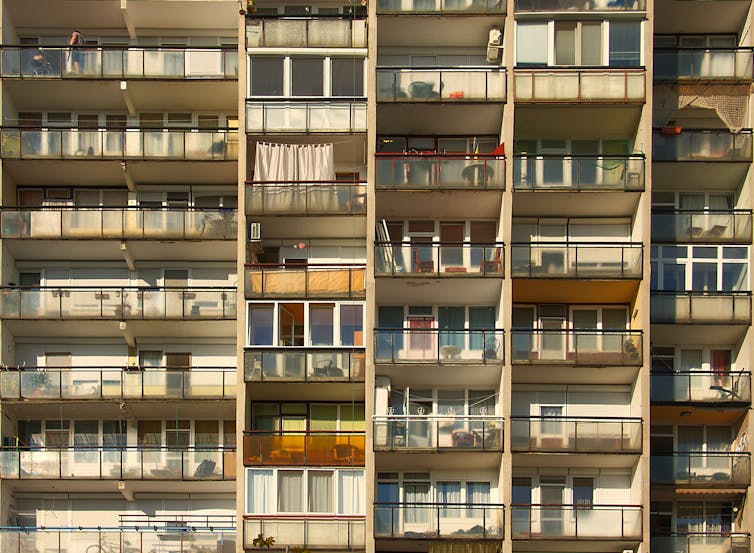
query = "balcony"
xmin=511 ymin=505 xmax=642 ymax=540
xmin=245 ymin=182 xmax=366 ymax=216
xmin=374 ymin=329 xmax=504 ymax=364
xmin=650 ymin=292 xmax=752 ymax=324
xmin=374 ymin=503 xmax=504 ymax=539
xmin=244 ymin=348 xmax=365 ymax=382
xmin=246 ymin=17 xmax=367 ymax=48
xmin=373 ymin=415 xmax=503 ymax=452
xmin=376 ymin=153 xmax=505 ymax=191
xmin=651 ymin=371 xmax=752 ymax=404
xmin=651 ymin=534 xmax=751 ymax=553
xmin=512 ymin=155 xmax=645 ymax=191
xmin=242 ymin=431 xmax=365 ymax=466
xmin=652 ymin=211 xmax=753 ymax=244
xmin=510 ymin=416 xmax=642 ymax=453
xmin=0 ymin=447 xmax=236 ymax=480
xmin=511 ymin=330 xmax=643 ymax=365
xmin=654 ymin=48 xmax=754 ymax=81
xmin=514 ymin=0 xmax=645 ymax=11
xmin=0 ymin=366 xmax=235 ymax=401
xmin=0 ymin=528 xmax=237 ymax=553
xmin=652 ymin=129 xmax=753 ymax=162
xmin=246 ymin=100 xmax=366 ymax=133
xmin=377 ymin=68 xmax=506 ymax=102
xmin=514 ymin=68 xmax=646 ymax=103
xmin=0 ymin=286 xmax=236 ymax=320
xmin=651 ymin=453 xmax=751 ymax=486
xmin=377 ymin=0 xmax=506 ymax=14
xmin=0 ymin=207 xmax=237 ymax=240
xmin=0 ymin=46 xmax=238 ymax=80
xmin=245 ymin=264 xmax=365 ymax=299
xmin=511 ymin=243 xmax=642 ymax=278
xmin=375 ymin=243 xmax=504 ymax=277
xmin=0 ymin=128 xmax=237 ymax=160
xmin=243 ymin=516 xmax=365 ymax=549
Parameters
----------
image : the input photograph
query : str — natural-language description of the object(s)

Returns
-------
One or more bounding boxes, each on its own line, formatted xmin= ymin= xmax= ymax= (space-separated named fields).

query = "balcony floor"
xmin=512 ymin=539 xmax=641 ymax=552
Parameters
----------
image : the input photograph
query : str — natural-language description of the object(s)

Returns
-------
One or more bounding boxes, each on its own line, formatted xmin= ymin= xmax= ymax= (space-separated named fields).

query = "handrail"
xmin=246 ymin=180 xmax=366 ymax=185
xmin=243 ymin=430 xmax=364 ymax=435
xmin=375 ymin=502 xmax=505 ymax=507
xmin=376 ymin=152 xmax=505 ymax=157
xmin=510 ymin=415 xmax=641 ymax=421
xmin=0 ymin=285 xmax=235 ymax=290
xmin=245 ymin=263 xmax=365 ymax=268
xmin=511 ymin=153 xmax=645 ymax=159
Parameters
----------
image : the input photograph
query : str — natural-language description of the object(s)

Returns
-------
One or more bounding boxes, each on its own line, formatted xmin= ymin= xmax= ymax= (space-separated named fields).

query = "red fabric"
xmin=490 ymin=144 xmax=505 ymax=155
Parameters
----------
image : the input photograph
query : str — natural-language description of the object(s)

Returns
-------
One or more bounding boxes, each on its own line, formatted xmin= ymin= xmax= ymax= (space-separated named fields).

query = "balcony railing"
xmin=511 ymin=330 xmax=643 ymax=365
xmin=0 ymin=528 xmax=237 ymax=553
xmin=0 ymin=46 xmax=238 ymax=79
xmin=377 ymin=0 xmax=506 ymax=14
xmin=650 ymin=291 xmax=752 ymax=324
xmin=510 ymin=416 xmax=642 ymax=453
xmin=651 ymin=371 xmax=752 ymax=404
xmin=244 ymin=347 xmax=366 ymax=382
xmin=652 ymin=210 xmax=753 ymax=243
xmin=511 ymin=243 xmax=642 ymax=278
xmin=374 ymin=329 xmax=504 ymax=364
xmin=245 ymin=264 xmax=365 ymax=299
xmin=245 ymin=182 xmax=366 ymax=216
xmin=0 ymin=207 xmax=237 ymax=240
xmin=243 ymin=516 xmax=365 ymax=549
xmin=246 ymin=100 xmax=367 ymax=133
xmin=373 ymin=415 xmax=503 ymax=452
xmin=651 ymin=534 xmax=751 ymax=553
xmin=514 ymin=68 xmax=646 ymax=103
xmin=0 ymin=447 xmax=236 ymax=480
xmin=651 ymin=453 xmax=751 ymax=486
xmin=654 ymin=49 xmax=754 ymax=80
xmin=375 ymin=243 xmax=504 ymax=277
xmin=512 ymin=154 xmax=645 ymax=191
xmin=374 ymin=503 xmax=504 ymax=539
xmin=511 ymin=504 xmax=642 ymax=540
xmin=0 ymin=128 xmax=238 ymax=160
xmin=653 ymin=129 xmax=753 ymax=162
xmin=375 ymin=153 xmax=505 ymax=190
xmin=514 ymin=0 xmax=645 ymax=11
xmin=0 ymin=366 xmax=236 ymax=400
xmin=246 ymin=17 xmax=367 ymax=48
xmin=377 ymin=68 xmax=506 ymax=102
xmin=0 ymin=286 xmax=237 ymax=320
xmin=242 ymin=431 xmax=365 ymax=466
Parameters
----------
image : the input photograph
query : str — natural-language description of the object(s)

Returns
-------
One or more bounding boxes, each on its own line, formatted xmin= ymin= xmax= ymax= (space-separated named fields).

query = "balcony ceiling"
xmin=377 ymin=104 xmax=505 ymax=135
xmin=376 ymin=363 xmax=502 ymax=388
xmin=246 ymin=382 xmax=366 ymax=402
xmin=2 ymin=319 xmax=235 ymax=339
xmin=377 ymin=190 xmax=503 ymax=219
xmin=2 ymin=400 xmax=234 ymax=420
xmin=375 ymin=451 xmax=502 ymax=471
xmin=513 ymin=280 xmax=640 ymax=304
xmin=512 ymin=452 xmax=640 ymax=469
xmin=650 ymin=405 xmax=747 ymax=425
xmin=376 ymin=278 xmax=503 ymax=305
xmin=3 ymin=479 xmax=235 ymax=494
xmin=655 ymin=0 xmax=749 ymax=34
xmin=511 ymin=539 xmax=641 ymax=552
xmin=513 ymin=191 xmax=641 ymax=218
xmin=376 ymin=15 xmax=505 ymax=48
xmin=253 ymin=216 xmax=367 ymax=240
xmin=653 ymin=163 xmax=748 ymax=192
xmin=513 ymin=365 xmax=640 ymax=386
xmin=650 ymin=323 xmax=748 ymax=346
xmin=515 ymin=105 xmax=642 ymax=139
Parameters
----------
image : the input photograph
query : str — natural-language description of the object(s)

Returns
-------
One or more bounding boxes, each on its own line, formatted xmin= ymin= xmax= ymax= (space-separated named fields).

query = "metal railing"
xmin=118 ymin=514 xmax=236 ymax=529
xmin=650 ymin=533 xmax=751 ymax=553
xmin=0 ymin=45 xmax=238 ymax=79
xmin=0 ymin=286 xmax=237 ymax=320
xmin=377 ymin=0 xmax=506 ymax=14
xmin=650 ymin=291 xmax=753 ymax=324
xmin=511 ymin=329 xmax=643 ymax=365
xmin=514 ymin=0 xmax=645 ymax=11
xmin=243 ymin=516 xmax=365 ymax=549
xmin=245 ymin=264 xmax=366 ymax=299
xmin=512 ymin=154 xmax=645 ymax=191
xmin=245 ymin=181 xmax=366 ymax=215
xmin=654 ymin=48 xmax=754 ymax=80
xmin=244 ymin=347 xmax=366 ymax=382
xmin=514 ymin=68 xmax=646 ymax=103
xmin=510 ymin=416 xmax=642 ymax=453
xmin=651 ymin=453 xmax=751 ymax=486
xmin=374 ymin=503 xmax=504 ymax=539
xmin=374 ymin=328 xmax=504 ymax=364
xmin=510 ymin=243 xmax=642 ymax=278
xmin=375 ymin=153 xmax=505 ymax=190
xmin=246 ymin=100 xmax=367 ymax=133
xmin=653 ymin=129 xmax=753 ymax=162
xmin=0 ymin=128 xmax=238 ymax=160
xmin=0 ymin=447 xmax=236 ymax=480
xmin=246 ymin=17 xmax=367 ymax=48
xmin=373 ymin=415 xmax=503 ymax=451
xmin=242 ymin=431 xmax=365 ymax=466
xmin=0 ymin=207 xmax=237 ymax=240
xmin=0 ymin=366 xmax=236 ymax=400
xmin=377 ymin=67 xmax=506 ymax=102
xmin=510 ymin=504 xmax=642 ymax=539
xmin=375 ymin=243 xmax=504 ymax=276
xmin=650 ymin=370 xmax=752 ymax=403
xmin=651 ymin=210 xmax=752 ymax=243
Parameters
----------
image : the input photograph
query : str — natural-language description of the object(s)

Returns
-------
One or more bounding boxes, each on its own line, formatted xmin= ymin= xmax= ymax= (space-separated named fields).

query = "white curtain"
xmin=278 ymin=470 xmax=304 ymax=512
xmin=437 ymin=482 xmax=462 ymax=518
xmin=246 ymin=469 xmax=274 ymax=513
xmin=308 ymin=470 xmax=334 ymax=512
xmin=339 ymin=470 xmax=366 ymax=514
xmin=254 ymin=142 xmax=335 ymax=182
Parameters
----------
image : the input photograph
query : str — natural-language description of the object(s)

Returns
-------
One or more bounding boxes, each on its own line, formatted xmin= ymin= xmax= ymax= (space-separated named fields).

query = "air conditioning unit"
xmin=248 ymin=222 xmax=261 ymax=241
xmin=486 ymin=28 xmax=503 ymax=63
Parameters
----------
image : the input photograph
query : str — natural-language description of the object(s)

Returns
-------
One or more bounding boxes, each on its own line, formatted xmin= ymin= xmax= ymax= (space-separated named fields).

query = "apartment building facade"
xmin=0 ymin=0 xmax=751 ymax=552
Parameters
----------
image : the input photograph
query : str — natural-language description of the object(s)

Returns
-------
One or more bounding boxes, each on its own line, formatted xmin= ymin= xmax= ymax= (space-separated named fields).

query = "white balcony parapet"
xmin=246 ymin=17 xmax=367 ymax=48
xmin=514 ymin=68 xmax=646 ymax=103
xmin=243 ymin=516 xmax=365 ymax=549
xmin=245 ymin=100 xmax=366 ymax=133
xmin=377 ymin=67 xmax=506 ymax=102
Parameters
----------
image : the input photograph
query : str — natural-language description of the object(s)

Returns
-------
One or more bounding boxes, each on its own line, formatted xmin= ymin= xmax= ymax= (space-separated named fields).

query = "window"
xmin=332 ymin=58 xmax=364 ymax=96
xmin=291 ymin=58 xmax=324 ymax=96
xmin=340 ymin=305 xmax=364 ymax=346
xmin=249 ymin=304 xmax=274 ymax=345
xmin=652 ymin=245 xmax=749 ymax=291
xmin=251 ymin=57 xmax=284 ymax=96
xmin=250 ymin=56 xmax=366 ymax=97
xmin=517 ymin=22 xmax=548 ymax=66
xmin=279 ymin=470 xmax=304 ymax=512
xmin=609 ymin=21 xmax=641 ymax=66
xmin=310 ymin=304 xmax=335 ymax=345
xmin=166 ymin=420 xmax=190 ymax=448
xmin=573 ymin=478 xmax=594 ymax=509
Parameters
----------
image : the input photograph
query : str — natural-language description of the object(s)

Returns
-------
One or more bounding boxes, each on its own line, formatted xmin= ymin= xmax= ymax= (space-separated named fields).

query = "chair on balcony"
xmin=413 ymin=248 xmax=434 ymax=273
xmin=332 ymin=443 xmax=355 ymax=464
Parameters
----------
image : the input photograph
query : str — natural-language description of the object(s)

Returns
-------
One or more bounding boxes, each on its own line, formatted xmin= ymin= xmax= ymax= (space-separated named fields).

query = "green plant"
xmin=252 ymin=534 xmax=275 ymax=549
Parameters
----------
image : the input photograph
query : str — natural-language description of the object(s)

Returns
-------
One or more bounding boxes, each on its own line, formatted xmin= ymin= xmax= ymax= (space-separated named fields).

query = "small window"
xmin=291 ymin=58 xmax=324 ymax=96
xmin=332 ymin=58 xmax=364 ymax=96
xmin=249 ymin=304 xmax=274 ymax=345
xmin=609 ymin=21 xmax=641 ymax=67
xmin=573 ymin=477 xmax=594 ymax=509
xmin=251 ymin=57 xmax=284 ymax=96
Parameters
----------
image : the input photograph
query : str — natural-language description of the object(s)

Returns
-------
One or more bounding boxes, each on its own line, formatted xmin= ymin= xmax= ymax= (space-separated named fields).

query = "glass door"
xmin=407 ymin=315 xmax=435 ymax=360
xmin=540 ymin=484 xmax=565 ymax=536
